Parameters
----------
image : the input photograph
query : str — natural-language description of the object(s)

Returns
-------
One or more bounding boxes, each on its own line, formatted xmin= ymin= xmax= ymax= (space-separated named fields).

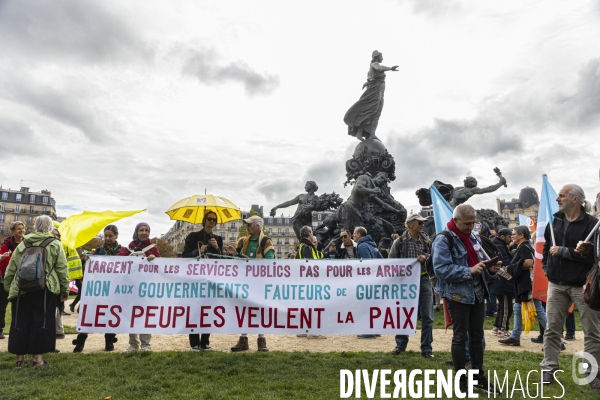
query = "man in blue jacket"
xmin=353 ymin=226 xmax=383 ymax=259
xmin=353 ymin=226 xmax=382 ymax=339
xmin=433 ymin=204 xmax=502 ymax=395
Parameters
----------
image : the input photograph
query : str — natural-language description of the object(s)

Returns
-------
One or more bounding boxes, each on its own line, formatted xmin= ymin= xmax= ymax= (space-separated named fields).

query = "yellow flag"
xmin=59 ymin=210 xmax=145 ymax=249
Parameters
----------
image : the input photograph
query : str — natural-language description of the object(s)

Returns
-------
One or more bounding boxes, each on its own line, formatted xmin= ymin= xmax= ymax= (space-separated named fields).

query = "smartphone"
xmin=483 ymin=256 xmax=499 ymax=267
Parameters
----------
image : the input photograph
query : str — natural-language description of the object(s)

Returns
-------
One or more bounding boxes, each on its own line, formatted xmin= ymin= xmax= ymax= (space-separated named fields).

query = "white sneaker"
xmin=140 ymin=345 xmax=152 ymax=351
xmin=122 ymin=346 xmax=139 ymax=353
xmin=308 ymin=334 xmax=327 ymax=339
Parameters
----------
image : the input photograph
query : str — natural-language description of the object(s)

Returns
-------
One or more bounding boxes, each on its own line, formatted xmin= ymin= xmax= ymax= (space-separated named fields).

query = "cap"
xmin=406 ymin=212 xmax=427 ymax=223
xmin=498 ymin=228 xmax=512 ymax=236
xmin=243 ymin=215 xmax=264 ymax=226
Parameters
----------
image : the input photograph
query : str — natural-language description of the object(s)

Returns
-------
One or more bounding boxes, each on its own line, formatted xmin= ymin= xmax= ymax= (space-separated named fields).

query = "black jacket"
xmin=335 ymin=242 xmax=357 ymax=259
xmin=506 ymin=241 xmax=535 ymax=303
xmin=542 ymin=208 xmax=598 ymax=286
xmin=182 ymin=229 xmax=224 ymax=258
xmin=491 ymin=236 xmax=514 ymax=297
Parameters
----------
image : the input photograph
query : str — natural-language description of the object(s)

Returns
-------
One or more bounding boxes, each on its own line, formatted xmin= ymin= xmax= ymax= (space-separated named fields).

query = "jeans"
xmin=565 ymin=310 xmax=575 ymax=336
xmin=486 ymin=294 xmax=497 ymax=316
xmin=447 ymin=299 xmax=485 ymax=373
xmin=541 ymin=282 xmax=600 ymax=371
xmin=510 ymin=299 xmax=547 ymax=341
xmin=395 ymin=275 xmax=434 ymax=352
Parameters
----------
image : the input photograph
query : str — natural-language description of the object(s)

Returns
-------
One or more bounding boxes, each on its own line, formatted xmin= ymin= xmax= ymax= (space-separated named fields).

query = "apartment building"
xmin=0 ymin=187 xmax=57 ymax=236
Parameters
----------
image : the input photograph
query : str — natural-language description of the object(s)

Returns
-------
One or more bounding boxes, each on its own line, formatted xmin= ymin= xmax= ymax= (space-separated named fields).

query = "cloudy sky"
xmin=1 ymin=0 xmax=599 ymax=237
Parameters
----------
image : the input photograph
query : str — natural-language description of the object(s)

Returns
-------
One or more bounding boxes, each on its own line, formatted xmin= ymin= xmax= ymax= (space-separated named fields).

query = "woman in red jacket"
xmin=117 ymin=222 xmax=160 ymax=352
xmin=0 ymin=221 xmax=25 ymax=339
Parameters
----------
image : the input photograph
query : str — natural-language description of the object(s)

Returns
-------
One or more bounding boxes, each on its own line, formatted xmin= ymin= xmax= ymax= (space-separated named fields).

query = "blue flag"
xmin=430 ymin=185 xmax=454 ymax=234
xmin=518 ymin=214 xmax=530 ymax=227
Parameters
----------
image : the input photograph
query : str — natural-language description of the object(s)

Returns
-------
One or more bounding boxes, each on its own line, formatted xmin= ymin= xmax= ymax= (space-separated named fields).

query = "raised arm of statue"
xmin=371 ymin=62 xmax=399 ymax=72
xmin=270 ymin=195 xmax=301 ymax=216
xmin=471 ymin=178 xmax=507 ymax=195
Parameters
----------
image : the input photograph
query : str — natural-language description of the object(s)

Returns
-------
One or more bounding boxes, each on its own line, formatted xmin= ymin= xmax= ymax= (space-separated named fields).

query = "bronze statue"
xmin=448 ymin=176 xmax=507 ymax=207
xmin=270 ymin=182 xmax=343 ymax=240
xmin=344 ymin=50 xmax=398 ymax=141
xmin=270 ymin=181 xmax=319 ymax=240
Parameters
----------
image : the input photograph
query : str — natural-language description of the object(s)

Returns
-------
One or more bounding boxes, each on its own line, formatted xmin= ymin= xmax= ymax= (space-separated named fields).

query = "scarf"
xmin=133 ymin=222 xmax=150 ymax=246
xmin=103 ymin=241 xmax=119 ymax=256
xmin=447 ymin=219 xmax=479 ymax=267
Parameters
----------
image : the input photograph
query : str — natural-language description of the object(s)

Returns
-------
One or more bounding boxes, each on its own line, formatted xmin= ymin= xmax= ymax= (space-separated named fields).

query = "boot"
xmin=257 ymin=336 xmax=269 ymax=352
xmin=230 ymin=336 xmax=249 ymax=352
xmin=105 ymin=334 xmax=118 ymax=351
xmin=72 ymin=334 xmax=87 ymax=353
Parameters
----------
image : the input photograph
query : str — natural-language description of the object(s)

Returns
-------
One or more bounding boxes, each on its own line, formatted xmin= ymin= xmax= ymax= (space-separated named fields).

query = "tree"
xmin=152 ymin=237 xmax=175 ymax=258
xmin=237 ymin=210 xmax=268 ymax=240
xmin=80 ymin=236 xmax=104 ymax=253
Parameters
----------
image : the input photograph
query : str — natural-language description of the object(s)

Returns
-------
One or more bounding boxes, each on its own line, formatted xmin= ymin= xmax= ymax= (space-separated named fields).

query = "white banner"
xmin=77 ymin=256 xmax=421 ymax=334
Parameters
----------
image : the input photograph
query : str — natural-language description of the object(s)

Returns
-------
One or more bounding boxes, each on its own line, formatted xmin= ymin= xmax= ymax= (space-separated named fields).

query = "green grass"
xmin=420 ymin=308 xmax=583 ymax=332
xmin=0 ymin=350 xmax=593 ymax=399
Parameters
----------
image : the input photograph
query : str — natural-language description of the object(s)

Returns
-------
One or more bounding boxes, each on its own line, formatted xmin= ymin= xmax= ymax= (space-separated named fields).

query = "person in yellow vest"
xmin=50 ymin=224 xmax=82 ymax=340
xmin=297 ymin=226 xmax=324 ymax=259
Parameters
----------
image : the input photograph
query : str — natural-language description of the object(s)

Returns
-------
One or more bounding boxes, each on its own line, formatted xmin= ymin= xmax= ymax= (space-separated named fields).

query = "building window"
xmin=15 ymin=205 xmax=20 ymax=213
xmin=42 ymin=207 xmax=47 ymax=213
xmin=230 ymin=223 xmax=236 ymax=229
xmin=277 ymin=247 xmax=282 ymax=254
xmin=16 ymin=194 xmax=22 ymax=202
xmin=268 ymin=228 xmax=272 ymax=234
xmin=0 ymin=215 xmax=4 ymax=222
xmin=0 ymin=204 xmax=4 ymax=211
xmin=285 ymin=238 xmax=289 ymax=244
xmin=30 ymin=195 xmax=35 ymax=203
xmin=220 ymin=232 xmax=225 ymax=238
xmin=1 ymin=192 xmax=7 ymax=200
xmin=14 ymin=215 xmax=19 ymax=221
xmin=29 ymin=206 xmax=34 ymax=213
xmin=28 ymin=216 xmax=33 ymax=222
xmin=269 ymin=218 xmax=273 ymax=224
xmin=285 ymin=228 xmax=289 ymax=234
xmin=318 ymin=213 xmax=322 ymax=220
xmin=285 ymin=219 xmax=289 ymax=225
xmin=534 ymin=211 xmax=538 ymax=217
xmin=278 ymin=228 xmax=281 ymax=234
xmin=503 ymin=213 xmax=509 ymax=219
xmin=0 ymin=225 xmax=3 ymax=231
xmin=277 ymin=238 xmax=282 ymax=244
xmin=278 ymin=218 xmax=282 ymax=225
xmin=43 ymin=197 xmax=48 ymax=204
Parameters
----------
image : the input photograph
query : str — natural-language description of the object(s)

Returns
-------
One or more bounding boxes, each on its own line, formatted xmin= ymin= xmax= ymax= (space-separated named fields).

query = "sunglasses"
xmin=205 ymin=217 xmax=217 ymax=222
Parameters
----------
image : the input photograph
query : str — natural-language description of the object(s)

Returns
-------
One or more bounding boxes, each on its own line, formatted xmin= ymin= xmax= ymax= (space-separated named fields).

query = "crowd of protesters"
xmin=1 ymin=182 xmax=600 ymax=393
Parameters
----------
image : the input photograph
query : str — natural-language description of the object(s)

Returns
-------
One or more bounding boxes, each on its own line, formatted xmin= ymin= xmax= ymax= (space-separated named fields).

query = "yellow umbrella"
xmin=165 ymin=194 xmax=242 ymax=224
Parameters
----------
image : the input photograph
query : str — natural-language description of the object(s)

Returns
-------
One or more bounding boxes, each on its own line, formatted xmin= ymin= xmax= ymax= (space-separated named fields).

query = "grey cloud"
xmin=182 ymin=49 xmax=280 ymax=96
xmin=386 ymin=117 xmax=524 ymax=190
xmin=253 ymin=178 xmax=299 ymax=206
xmin=0 ymin=0 xmax=153 ymax=64
xmin=404 ymin=0 xmax=462 ymax=18
xmin=2 ymin=76 xmax=114 ymax=141
xmin=559 ymin=57 xmax=600 ymax=128
xmin=0 ymin=118 xmax=42 ymax=156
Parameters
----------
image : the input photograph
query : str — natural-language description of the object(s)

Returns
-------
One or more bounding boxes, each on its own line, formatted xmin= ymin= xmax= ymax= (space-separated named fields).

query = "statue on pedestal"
xmin=344 ymin=50 xmax=398 ymax=141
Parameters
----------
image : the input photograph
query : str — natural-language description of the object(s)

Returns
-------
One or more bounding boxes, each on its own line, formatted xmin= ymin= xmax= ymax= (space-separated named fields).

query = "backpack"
xmin=426 ymin=231 xmax=453 ymax=277
xmin=17 ymin=237 xmax=56 ymax=292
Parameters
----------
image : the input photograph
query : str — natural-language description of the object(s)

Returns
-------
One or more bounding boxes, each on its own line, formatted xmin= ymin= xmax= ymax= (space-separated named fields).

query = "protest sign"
xmin=77 ymin=256 xmax=421 ymax=335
